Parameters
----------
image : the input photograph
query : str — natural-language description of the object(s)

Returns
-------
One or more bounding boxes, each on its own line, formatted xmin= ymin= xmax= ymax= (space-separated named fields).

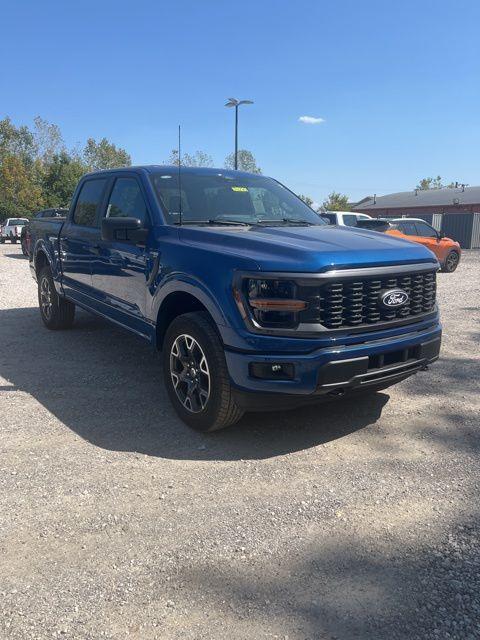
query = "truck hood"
xmin=180 ymin=224 xmax=438 ymax=272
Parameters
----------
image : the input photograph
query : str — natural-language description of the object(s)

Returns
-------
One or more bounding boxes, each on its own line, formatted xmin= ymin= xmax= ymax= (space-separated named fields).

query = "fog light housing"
xmin=249 ymin=362 xmax=295 ymax=380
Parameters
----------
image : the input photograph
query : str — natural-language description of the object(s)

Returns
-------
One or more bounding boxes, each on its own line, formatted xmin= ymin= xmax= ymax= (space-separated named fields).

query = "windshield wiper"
xmin=174 ymin=219 xmax=250 ymax=227
xmin=208 ymin=219 xmax=251 ymax=226
xmin=256 ymin=218 xmax=315 ymax=226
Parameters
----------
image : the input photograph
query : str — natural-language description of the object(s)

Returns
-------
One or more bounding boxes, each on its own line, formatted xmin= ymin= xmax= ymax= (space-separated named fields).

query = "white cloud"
xmin=298 ymin=115 xmax=325 ymax=125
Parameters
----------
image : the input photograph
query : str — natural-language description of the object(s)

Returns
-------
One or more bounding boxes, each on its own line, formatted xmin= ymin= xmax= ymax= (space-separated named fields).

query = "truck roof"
xmin=83 ymin=165 xmax=260 ymax=179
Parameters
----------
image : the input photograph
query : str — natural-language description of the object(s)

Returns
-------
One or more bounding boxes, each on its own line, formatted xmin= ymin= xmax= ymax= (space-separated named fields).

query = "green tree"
xmin=322 ymin=191 xmax=349 ymax=211
xmin=416 ymin=176 xmax=455 ymax=190
xmin=0 ymin=117 xmax=37 ymax=164
xmin=299 ymin=194 xmax=314 ymax=208
xmin=83 ymin=137 xmax=131 ymax=170
xmin=165 ymin=149 xmax=213 ymax=167
xmin=0 ymin=117 xmax=135 ymax=217
xmin=0 ymin=155 xmax=44 ymax=218
xmin=42 ymin=151 xmax=87 ymax=208
xmin=224 ymin=149 xmax=261 ymax=173
xmin=33 ymin=116 xmax=65 ymax=162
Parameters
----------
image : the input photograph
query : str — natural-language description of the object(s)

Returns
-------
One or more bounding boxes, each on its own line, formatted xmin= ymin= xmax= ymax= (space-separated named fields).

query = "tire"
xmin=441 ymin=251 xmax=459 ymax=273
xmin=21 ymin=239 xmax=28 ymax=256
xmin=163 ymin=311 xmax=244 ymax=432
xmin=0 ymin=238 xmax=4 ymax=244
xmin=38 ymin=266 xmax=75 ymax=330
xmin=11 ymin=237 xmax=17 ymax=244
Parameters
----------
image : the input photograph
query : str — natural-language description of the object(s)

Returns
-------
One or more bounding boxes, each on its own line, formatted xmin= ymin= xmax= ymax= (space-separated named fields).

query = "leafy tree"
xmin=0 ymin=116 xmax=135 ymax=218
xmin=416 ymin=176 xmax=455 ymax=190
xmin=165 ymin=149 xmax=213 ymax=167
xmin=0 ymin=155 xmax=44 ymax=217
xmin=299 ymin=194 xmax=314 ymax=208
xmin=322 ymin=191 xmax=349 ymax=211
xmin=42 ymin=151 xmax=87 ymax=208
xmin=83 ymin=137 xmax=131 ymax=170
xmin=0 ymin=117 xmax=37 ymax=164
xmin=224 ymin=149 xmax=261 ymax=174
xmin=33 ymin=116 xmax=64 ymax=162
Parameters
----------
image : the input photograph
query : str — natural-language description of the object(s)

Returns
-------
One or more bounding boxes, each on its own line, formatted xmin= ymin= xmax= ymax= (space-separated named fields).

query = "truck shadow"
xmin=0 ymin=307 xmax=389 ymax=461
xmin=3 ymin=252 xmax=27 ymax=259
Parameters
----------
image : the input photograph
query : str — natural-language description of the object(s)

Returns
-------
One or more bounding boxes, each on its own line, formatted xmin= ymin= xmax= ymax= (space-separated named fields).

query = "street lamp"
xmin=225 ymin=98 xmax=254 ymax=169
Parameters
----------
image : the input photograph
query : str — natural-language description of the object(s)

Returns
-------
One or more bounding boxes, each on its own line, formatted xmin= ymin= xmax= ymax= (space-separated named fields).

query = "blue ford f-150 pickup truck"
xmin=29 ymin=166 xmax=441 ymax=431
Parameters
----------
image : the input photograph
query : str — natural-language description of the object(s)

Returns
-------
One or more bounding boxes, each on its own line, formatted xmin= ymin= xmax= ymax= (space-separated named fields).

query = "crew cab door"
xmin=60 ymin=177 xmax=108 ymax=302
xmin=90 ymin=175 xmax=153 ymax=337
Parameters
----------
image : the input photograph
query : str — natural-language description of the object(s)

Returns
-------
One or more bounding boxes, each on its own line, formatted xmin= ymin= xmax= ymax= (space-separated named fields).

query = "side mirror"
xmin=101 ymin=217 xmax=148 ymax=244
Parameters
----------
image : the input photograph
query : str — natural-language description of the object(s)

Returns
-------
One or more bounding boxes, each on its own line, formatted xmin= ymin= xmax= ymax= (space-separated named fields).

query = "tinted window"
xmin=73 ymin=179 xmax=107 ymax=227
xmin=399 ymin=221 xmax=418 ymax=236
xmin=343 ymin=214 xmax=358 ymax=227
xmin=8 ymin=219 xmax=27 ymax=225
xmin=106 ymin=178 xmax=148 ymax=225
xmin=150 ymin=171 xmax=326 ymax=226
xmin=415 ymin=222 xmax=437 ymax=237
xmin=322 ymin=213 xmax=336 ymax=224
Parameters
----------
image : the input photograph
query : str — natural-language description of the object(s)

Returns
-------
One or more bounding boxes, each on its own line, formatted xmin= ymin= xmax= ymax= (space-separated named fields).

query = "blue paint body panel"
xmin=29 ymin=166 xmax=441 ymax=397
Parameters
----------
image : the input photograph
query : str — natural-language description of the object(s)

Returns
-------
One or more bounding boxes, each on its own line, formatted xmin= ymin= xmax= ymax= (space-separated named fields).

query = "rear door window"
xmin=73 ymin=179 xmax=108 ymax=227
xmin=343 ymin=214 xmax=358 ymax=227
xmin=399 ymin=221 xmax=418 ymax=236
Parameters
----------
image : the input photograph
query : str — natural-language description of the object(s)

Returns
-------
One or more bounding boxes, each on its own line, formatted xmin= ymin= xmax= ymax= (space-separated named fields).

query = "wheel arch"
xmin=156 ymin=290 xmax=219 ymax=350
xmin=34 ymin=248 xmax=50 ymax=275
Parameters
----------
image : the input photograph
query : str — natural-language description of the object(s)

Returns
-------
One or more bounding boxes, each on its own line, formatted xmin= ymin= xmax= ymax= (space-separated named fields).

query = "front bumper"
xmin=225 ymin=321 xmax=441 ymax=400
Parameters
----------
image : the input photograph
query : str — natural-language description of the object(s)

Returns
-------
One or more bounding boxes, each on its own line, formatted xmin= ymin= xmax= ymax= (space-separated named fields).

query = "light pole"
xmin=225 ymin=98 xmax=254 ymax=169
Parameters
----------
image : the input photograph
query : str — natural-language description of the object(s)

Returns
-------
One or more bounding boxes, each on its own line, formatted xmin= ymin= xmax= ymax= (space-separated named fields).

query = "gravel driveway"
xmin=0 ymin=243 xmax=479 ymax=640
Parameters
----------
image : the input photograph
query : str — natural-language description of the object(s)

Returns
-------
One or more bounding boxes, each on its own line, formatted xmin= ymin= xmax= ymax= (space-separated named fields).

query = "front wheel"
xmin=442 ymin=251 xmax=459 ymax=273
xmin=38 ymin=266 xmax=75 ymax=329
xmin=163 ymin=311 xmax=244 ymax=431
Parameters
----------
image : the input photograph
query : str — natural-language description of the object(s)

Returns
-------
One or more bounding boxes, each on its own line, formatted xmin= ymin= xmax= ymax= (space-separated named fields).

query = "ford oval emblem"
xmin=379 ymin=288 xmax=409 ymax=309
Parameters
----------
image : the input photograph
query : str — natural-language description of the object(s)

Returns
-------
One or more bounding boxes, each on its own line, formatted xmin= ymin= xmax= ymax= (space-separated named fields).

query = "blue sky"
xmin=2 ymin=0 xmax=480 ymax=205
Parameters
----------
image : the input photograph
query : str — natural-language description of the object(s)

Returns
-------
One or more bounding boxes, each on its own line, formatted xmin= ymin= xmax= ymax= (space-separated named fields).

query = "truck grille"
xmin=299 ymin=270 xmax=437 ymax=329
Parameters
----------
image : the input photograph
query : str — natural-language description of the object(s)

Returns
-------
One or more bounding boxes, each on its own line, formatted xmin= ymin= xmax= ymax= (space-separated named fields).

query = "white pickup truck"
xmin=322 ymin=211 xmax=373 ymax=227
xmin=0 ymin=218 xmax=29 ymax=244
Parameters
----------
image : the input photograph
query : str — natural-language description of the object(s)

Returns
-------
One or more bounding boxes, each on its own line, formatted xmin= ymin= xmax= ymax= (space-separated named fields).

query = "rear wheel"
xmin=38 ymin=266 xmax=75 ymax=329
xmin=442 ymin=251 xmax=459 ymax=273
xmin=163 ymin=311 xmax=244 ymax=431
xmin=11 ymin=237 xmax=17 ymax=244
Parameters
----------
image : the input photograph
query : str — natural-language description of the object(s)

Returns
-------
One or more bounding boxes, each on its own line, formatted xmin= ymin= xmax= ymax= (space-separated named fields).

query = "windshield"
xmin=8 ymin=219 xmax=27 ymax=225
xmin=150 ymin=171 xmax=326 ymax=226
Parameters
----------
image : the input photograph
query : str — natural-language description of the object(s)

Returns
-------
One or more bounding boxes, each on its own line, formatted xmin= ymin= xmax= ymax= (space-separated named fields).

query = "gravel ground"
xmin=0 ymin=243 xmax=479 ymax=640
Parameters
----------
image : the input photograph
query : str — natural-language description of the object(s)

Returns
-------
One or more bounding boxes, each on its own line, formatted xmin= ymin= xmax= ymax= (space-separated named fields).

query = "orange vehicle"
xmin=385 ymin=218 xmax=461 ymax=272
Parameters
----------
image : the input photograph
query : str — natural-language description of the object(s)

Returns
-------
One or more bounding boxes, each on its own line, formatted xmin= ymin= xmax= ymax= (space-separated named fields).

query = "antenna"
xmin=178 ymin=125 xmax=182 ymax=227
